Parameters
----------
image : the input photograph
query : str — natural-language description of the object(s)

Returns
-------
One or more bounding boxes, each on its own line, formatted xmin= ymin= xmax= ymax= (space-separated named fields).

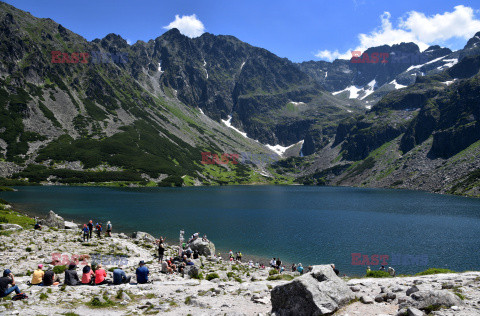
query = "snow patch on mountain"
xmin=222 ymin=115 xmax=248 ymax=138
xmin=266 ymin=140 xmax=304 ymax=157
xmin=359 ymin=80 xmax=376 ymax=100
xmin=389 ymin=80 xmax=407 ymax=89
xmin=332 ymin=85 xmax=363 ymax=99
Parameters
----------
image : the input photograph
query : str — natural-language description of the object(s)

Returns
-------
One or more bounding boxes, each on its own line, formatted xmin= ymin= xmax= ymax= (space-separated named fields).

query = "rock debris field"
xmin=0 ymin=211 xmax=479 ymax=316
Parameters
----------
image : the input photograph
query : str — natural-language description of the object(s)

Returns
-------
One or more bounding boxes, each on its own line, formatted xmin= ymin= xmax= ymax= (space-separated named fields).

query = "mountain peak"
xmin=464 ymin=31 xmax=480 ymax=49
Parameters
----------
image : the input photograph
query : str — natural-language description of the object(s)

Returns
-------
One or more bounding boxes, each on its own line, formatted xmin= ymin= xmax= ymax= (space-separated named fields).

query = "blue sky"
xmin=5 ymin=0 xmax=480 ymax=62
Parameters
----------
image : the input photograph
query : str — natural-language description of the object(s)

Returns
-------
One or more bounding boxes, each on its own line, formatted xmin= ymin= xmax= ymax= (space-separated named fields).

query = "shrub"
xmin=39 ymin=293 xmax=48 ymax=300
xmin=25 ymin=247 xmax=32 ymax=252
xmin=415 ymin=268 xmax=455 ymax=276
xmin=366 ymin=270 xmax=391 ymax=278
xmin=267 ymin=275 xmax=282 ymax=281
xmin=53 ymin=265 xmax=67 ymax=274
xmin=205 ymin=273 xmax=219 ymax=281
xmin=192 ymin=273 xmax=204 ymax=280
xmin=0 ymin=216 xmax=8 ymax=223
xmin=226 ymin=272 xmax=235 ymax=278
xmin=269 ymin=269 xmax=279 ymax=276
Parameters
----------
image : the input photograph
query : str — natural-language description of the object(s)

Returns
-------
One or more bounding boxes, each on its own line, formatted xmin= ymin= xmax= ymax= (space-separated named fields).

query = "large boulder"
xmin=183 ymin=265 xmax=199 ymax=279
xmin=40 ymin=210 xmax=64 ymax=229
xmin=187 ymin=238 xmax=215 ymax=256
xmin=271 ymin=265 xmax=355 ymax=315
xmin=132 ymin=231 xmax=155 ymax=243
xmin=408 ymin=290 xmax=464 ymax=311
xmin=0 ymin=223 xmax=22 ymax=231
xmin=64 ymin=221 xmax=78 ymax=229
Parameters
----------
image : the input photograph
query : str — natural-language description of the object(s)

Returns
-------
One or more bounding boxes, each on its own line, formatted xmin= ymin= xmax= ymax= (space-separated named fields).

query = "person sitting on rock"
xmin=388 ymin=266 xmax=395 ymax=277
xmin=331 ymin=264 xmax=339 ymax=276
xmin=113 ymin=266 xmax=131 ymax=285
xmin=202 ymin=234 xmax=208 ymax=242
xmin=270 ymin=258 xmax=276 ymax=268
xmin=167 ymin=258 xmax=176 ymax=274
xmin=238 ymin=252 xmax=243 ymax=262
xmin=0 ymin=269 xmax=21 ymax=298
xmin=42 ymin=269 xmax=59 ymax=286
xmin=161 ymin=261 xmax=172 ymax=274
xmin=177 ymin=262 xmax=186 ymax=274
xmin=94 ymin=264 xmax=110 ymax=285
xmin=105 ymin=221 xmax=112 ymax=237
xmin=366 ymin=266 xmax=371 ymax=274
xmin=64 ymin=263 xmax=80 ymax=286
xmin=31 ymin=264 xmax=45 ymax=285
xmin=136 ymin=261 xmax=149 ymax=284
xmin=186 ymin=259 xmax=194 ymax=266
xmin=291 ymin=263 xmax=296 ymax=272
xmin=379 ymin=265 xmax=386 ymax=271
xmin=297 ymin=263 xmax=304 ymax=274
xmin=82 ymin=224 xmax=89 ymax=242
xmin=81 ymin=264 xmax=94 ymax=285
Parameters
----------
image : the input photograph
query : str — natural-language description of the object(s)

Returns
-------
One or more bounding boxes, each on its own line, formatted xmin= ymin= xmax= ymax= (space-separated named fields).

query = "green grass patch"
xmin=415 ymin=268 xmax=455 ymax=276
xmin=205 ymin=273 xmax=219 ymax=281
xmin=366 ymin=270 xmax=391 ymax=278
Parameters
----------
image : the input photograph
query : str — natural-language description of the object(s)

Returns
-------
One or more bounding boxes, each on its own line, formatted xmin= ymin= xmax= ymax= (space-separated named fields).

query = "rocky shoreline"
xmin=0 ymin=206 xmax=479 ymax=315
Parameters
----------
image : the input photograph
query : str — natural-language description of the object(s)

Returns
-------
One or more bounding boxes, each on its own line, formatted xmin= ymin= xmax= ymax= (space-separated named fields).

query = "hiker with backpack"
xmin=95 ymin=223 xmax=102 ymax=238
xmin=0 ymin=269 xmax=22 ymax=298
xmin=106 ymin=221 xmax=112 ymax=237
xmin=82 ymin=224 xmax=89 ymax=242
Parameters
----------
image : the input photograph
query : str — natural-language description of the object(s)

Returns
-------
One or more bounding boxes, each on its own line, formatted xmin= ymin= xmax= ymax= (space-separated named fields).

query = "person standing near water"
xmin=157 ymin=237 xmax=165 ymax=263
xmin=88 ymin=220 xmax=93 ymax=239
xmin=106 ymin=221 xmax=112 ymax=237
xmin=82 ymin=224 xmax=89 ymax=242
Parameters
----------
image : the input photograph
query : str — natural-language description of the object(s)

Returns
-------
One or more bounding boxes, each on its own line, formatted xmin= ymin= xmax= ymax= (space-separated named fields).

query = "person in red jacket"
xmin=94 ymin=264 xmax=110 ymax=285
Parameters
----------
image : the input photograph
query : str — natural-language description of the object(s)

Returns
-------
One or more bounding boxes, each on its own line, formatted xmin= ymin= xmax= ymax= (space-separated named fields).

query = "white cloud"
xmin=314 ymin=49 xmax=343 ymax=61
xmin=164 ymin=14 xmax=205 ymax=38
xmin=316 ymin=6 xmax=480 ymax=61
xmin=126 ymin=39 xmax=132 ymax=45
xmin=400 ymin=5 xmax=480 ymax=42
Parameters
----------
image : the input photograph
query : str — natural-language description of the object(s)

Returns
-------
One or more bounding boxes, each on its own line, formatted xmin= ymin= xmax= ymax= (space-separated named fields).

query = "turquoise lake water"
xmin=1 ymin=185 xmax=480 ymax=276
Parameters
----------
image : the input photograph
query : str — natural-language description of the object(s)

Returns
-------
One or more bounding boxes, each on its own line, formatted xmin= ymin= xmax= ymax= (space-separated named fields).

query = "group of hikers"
xmin=228 ymin=250 xmax=243 ymax=262
xmin=0 ymin=260 xmax=151 ymax=299
xmin=367 ymin=265 xmax=396 ymax=276
xmin=81 ymin=220 xmax=113 ymax=241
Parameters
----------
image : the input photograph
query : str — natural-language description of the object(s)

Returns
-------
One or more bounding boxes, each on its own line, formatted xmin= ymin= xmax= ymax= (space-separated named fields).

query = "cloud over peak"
xmin=164 ymin=14 xmax=205 ymax=38
xmin=316 ymin=5 xmax=480 ymax=61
